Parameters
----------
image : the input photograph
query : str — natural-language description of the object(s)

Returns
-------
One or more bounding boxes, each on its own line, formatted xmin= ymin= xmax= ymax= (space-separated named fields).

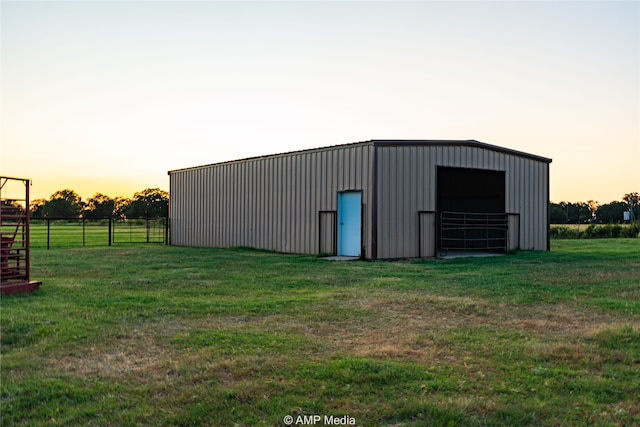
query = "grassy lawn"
xmin=2 ymin=240 xmax=639 ymax=426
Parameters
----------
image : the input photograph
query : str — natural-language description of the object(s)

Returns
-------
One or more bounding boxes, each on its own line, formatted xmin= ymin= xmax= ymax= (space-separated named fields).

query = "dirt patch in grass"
xmin=45 ymin=291 xmax=639 ymax=386
xmin=51 ymin=327 xmax=173 ymax=380
xmin=290 ymin=291 xmax=640 ymax=367
xmin=48 ymin=316 xmax=296 ymax=383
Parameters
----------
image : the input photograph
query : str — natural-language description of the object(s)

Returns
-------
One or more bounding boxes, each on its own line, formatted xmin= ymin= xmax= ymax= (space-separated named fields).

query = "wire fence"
xmin=30 ymin=218 xmax=168 ymax=249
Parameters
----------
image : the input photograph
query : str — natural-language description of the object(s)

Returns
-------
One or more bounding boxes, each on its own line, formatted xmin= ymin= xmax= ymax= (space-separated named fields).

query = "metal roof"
xmin=371 ymin=140 xmax=552 ymax=163
xmin=168 ymin=139 xmax=551 ymax=174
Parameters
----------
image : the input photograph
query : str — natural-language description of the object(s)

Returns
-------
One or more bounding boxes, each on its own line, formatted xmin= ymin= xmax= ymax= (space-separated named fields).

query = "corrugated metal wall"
xmin=169 ymin=144 xmax=375 ymax=255
xmin=170 ymin=140 xmax=550 ymax=259
xmin=376 ymin=143 xmax=550 ymax=258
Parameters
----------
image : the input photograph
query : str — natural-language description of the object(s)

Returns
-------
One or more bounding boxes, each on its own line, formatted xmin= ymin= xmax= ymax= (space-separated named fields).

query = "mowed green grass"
xmin=1 ymin=240 xmax=639 ymax=426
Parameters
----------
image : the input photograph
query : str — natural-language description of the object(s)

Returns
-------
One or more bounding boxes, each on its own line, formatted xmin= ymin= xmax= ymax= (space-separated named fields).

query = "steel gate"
xmin=439 ymin=211 xmax=509 ymax=252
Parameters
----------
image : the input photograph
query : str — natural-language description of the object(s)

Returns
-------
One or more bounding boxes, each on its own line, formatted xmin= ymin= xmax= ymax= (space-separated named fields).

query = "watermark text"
xmin=283 ymin=414 xmax=356 ymax=425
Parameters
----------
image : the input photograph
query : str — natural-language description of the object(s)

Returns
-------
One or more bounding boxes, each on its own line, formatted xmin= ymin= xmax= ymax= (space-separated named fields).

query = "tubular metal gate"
xmin=439 ymin=211 xmax=508 ymax=252
xmin=30 ymin=217 xmax=169 ymax=249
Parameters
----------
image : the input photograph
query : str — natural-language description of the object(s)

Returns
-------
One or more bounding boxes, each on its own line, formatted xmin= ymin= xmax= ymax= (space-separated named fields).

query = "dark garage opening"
xmin=437 ymin=167 xmax=507 ymax=252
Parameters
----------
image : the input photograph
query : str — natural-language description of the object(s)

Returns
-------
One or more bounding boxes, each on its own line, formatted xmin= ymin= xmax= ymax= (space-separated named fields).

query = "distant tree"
xmin=574 ymin=202 xmax=591 ymax=223
xmin=550 ymin=203 xmax=566 ymax=224
xmin=84 ymin=193 xmax=115 ymax=219
xmin=125 ymin=188 xmax=169 ymax=218
xmin=558 ymin=201 xmax=573 ymax=222
xmin=113 ymin=197 xmax=131 ymax=220
xmin=555 ymin=201 xmax=591 ymax=224
xmin=586 ymin=200 xmax=599 ymax=221
xmin=557 ymin=201 xmax=578 ymax=223
xmin=622 ymin=192 xmax=639 ymax=220
xmin=596 ymin=201 xmax=627 ymax=223
xmin=42 ymin=189 xmax=83 ymax=218
xmin=29 ymin=199 xmax=47 ymax=218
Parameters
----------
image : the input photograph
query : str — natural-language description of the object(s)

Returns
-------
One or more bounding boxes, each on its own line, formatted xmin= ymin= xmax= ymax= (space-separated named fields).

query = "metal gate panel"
xmin=439 ymin=211 xmax=508 ymax=251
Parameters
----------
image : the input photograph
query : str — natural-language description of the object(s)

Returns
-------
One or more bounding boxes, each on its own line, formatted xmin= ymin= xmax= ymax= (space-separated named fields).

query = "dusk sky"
xmin=1 ymin=1 xmax=638 ymax=204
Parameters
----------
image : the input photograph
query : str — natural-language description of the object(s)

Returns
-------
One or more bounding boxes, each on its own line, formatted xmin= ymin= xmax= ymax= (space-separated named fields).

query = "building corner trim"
xmin=371 ymin=144 xmax=378 ymax=260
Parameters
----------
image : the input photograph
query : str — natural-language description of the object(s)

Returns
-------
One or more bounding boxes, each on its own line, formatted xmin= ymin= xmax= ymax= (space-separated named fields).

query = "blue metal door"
xmin=337 ymin=191 xmax=361 ymax=256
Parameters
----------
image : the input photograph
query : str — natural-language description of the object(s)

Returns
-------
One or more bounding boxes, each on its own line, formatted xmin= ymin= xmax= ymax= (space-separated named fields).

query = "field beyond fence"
xmin=2 ymin=240 xmax=639 ymax=426
xmin=30 ymin=218 xmax=168 ymax=248
xmin=551 ymin=222 xmax=639 ymax=239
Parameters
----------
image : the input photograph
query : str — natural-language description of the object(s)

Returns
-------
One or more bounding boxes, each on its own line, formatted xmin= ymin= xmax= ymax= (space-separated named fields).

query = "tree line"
xmin=550 ymin=192 xmax=639 ymax=224
xmin=29 ymin=188 xmax=169 ymax=219
xmin=27 ymin=188 xmax=638 ymax=223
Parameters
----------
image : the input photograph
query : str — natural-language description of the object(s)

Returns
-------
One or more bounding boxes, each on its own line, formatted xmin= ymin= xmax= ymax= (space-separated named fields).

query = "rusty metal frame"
xmin=1 ymin=176 xmax=41 ymax=295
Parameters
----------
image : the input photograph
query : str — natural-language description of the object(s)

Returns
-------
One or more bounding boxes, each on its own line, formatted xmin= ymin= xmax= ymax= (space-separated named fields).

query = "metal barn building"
xmin=168 ymin=140 xmax=551 ymax=259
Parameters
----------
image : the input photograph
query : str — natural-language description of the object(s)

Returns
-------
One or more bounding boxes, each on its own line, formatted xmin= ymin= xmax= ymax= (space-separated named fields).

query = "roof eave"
xmin=371 ymin=140 xmax=552 ymax=163
xmin=168 ymin=139 xmax=552 ymax=174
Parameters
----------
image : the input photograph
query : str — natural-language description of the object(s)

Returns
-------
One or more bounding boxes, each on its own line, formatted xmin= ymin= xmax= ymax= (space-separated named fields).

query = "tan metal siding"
xmin=170 ymin=140 xmax=549 ymax=258
xmin=376 ymin=144 xmax=549 ymax=258
xmin=169 ymin=143 xmax=374 ymax=255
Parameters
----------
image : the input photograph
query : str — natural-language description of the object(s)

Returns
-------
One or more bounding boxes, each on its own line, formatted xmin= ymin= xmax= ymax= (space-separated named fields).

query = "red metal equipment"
xmin=1 ymin=176 xmax=41 ymax=295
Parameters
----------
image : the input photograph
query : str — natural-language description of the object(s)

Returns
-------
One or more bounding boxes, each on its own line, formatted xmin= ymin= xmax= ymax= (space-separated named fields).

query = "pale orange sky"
xmin=2 ymin=1 xmax=638 ymax=204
